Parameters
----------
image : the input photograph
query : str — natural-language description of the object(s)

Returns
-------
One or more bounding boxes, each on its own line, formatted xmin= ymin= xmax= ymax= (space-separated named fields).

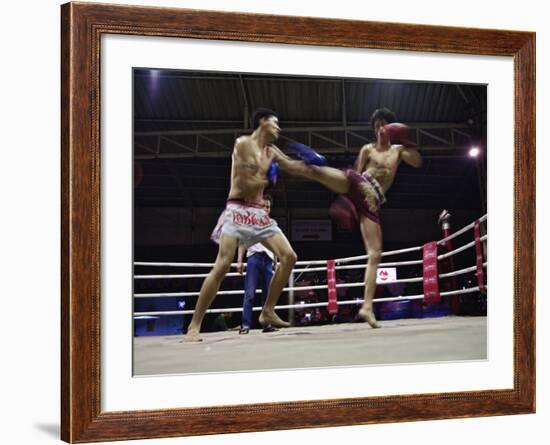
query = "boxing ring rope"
xmin=133 ymin=215 xmax=487 ymax=317
xmin=134 ymin=286 xmax=486 ymax=317
xmin=133 ymin=244 xmax=425 ymax=269
xmin=133 ymin=262 xmax=487 ymax=298
xmin=437 ymin=214 xmax=487 ymax=245
xmin=135 ymin=259 xmax=426 ymax=279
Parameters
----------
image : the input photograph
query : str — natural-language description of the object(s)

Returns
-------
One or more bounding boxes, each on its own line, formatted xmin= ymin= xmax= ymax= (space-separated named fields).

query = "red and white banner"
xmin=326 ymin=260 xmax=338 ymax=314
xmin=423 ymin=241 xmax=441 ymax=304
xmin=474 ymin=220 xmax=486 ymax=295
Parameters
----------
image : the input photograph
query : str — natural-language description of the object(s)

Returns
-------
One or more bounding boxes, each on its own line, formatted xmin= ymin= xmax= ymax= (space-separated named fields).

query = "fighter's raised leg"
xmin=270 ymin=144 xmax=350 ymax=194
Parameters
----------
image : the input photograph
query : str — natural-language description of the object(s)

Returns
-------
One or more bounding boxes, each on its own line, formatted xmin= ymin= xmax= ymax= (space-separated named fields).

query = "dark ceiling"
xmin=133 ymin=69 xmax=487 ymax=212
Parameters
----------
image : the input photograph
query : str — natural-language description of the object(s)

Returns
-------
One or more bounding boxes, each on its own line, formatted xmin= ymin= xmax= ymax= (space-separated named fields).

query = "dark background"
xmin=132 ymin=69 xmax=487 ymax=333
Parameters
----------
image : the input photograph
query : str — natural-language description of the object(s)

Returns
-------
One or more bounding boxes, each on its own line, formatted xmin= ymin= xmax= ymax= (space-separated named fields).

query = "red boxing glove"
xmin=384 ymin=122 xmax=415 ymax=146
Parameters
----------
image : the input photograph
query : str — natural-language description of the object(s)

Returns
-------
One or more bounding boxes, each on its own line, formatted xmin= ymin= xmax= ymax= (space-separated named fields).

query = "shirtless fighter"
xmin=184 ymin=108 xmax=297 ymax=341
xmin=271 ymin=108 xmax=422 ymax=328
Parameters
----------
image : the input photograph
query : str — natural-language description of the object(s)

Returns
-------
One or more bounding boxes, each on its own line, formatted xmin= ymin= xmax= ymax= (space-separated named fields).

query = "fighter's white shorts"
xmin=210 ymin=199 xmax=282 ymax=248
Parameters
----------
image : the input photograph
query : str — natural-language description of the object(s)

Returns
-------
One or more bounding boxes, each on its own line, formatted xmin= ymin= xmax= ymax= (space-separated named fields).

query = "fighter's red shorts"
xmin=344 ymin=169 xmax=386 ymax=224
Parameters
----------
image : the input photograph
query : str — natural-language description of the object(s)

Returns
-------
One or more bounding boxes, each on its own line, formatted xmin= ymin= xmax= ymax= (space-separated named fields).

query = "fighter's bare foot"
xmin=183 ymin=330 xmax=203 ymax=342
xmin=358 ymin=307 xmax=381 ymax=328
xmin=259 ymin=310 xmax=290 ymax=328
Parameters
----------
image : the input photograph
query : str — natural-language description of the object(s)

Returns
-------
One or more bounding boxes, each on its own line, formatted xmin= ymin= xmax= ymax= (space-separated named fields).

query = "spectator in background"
xmin=236 ymin=195 xmax=278 ymax=334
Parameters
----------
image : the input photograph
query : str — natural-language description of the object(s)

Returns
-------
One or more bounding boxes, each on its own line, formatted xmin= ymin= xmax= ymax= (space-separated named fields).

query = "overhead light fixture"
xmin=468 ymin=147 xmax=480 ymax=158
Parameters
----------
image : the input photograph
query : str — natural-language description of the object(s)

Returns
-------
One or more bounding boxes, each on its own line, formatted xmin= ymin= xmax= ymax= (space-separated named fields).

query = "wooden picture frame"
xmin=61 ymin=2 xmax=535 ymax=442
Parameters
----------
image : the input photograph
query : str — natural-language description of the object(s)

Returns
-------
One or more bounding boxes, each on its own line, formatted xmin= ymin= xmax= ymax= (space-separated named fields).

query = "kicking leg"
xmin=271 ymin=144 xmax=350 ymax=194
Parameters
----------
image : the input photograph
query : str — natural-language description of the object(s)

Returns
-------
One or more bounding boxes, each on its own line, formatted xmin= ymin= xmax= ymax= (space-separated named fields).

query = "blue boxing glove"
xmin=267 ymin=160 xmax=279 ymax=186
xmin=287 ymin=142 xmax=328 ymax=166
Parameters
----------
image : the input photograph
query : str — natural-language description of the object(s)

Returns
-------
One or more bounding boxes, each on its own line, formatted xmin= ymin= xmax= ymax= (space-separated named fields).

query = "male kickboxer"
xmin=271 ymin=108 xmax=422 ymax=328
xmin=184 ymin=108 xmax=296 ymax=342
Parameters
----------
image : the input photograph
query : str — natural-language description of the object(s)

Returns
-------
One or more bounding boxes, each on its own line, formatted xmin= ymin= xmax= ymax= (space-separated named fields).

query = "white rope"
xmin=133 ymin=297 xmax=419 ymax=316
xmin=437 ymin=214 xmax=487 ymax=245
xmin=294 ymin=259 xmax=333 ymax=266
xmin=134 ymin=260 xmax=488 ymax=298
xmin=331 ymin=246 xmax=424 ymax=265
xmin=438 ymin=235 xmax=487 ymax=260
xmin=404 ymin=286 xmax=485 ymax=300
xmin=439 ymin=262 xmax=487 ymax=279
xmin=314 ymin=259 xmax=427 ymax=271
xmin=135 ymin=280 xmax=415 ymax=298
xmin=133 ymin=253 xmax=485 ymax=281
xmin=135 ymin=272 xmax=244 ymax=279
xmin=312 ymin=246 xmax=424 ymax=266
xmin=132 ymin=242 xmax=431 ymax=269
xmin=134 ymin=283 xmax=340 ymax=298
xmin=134 ymin=260 xmax=425 ymax=280
xmin=377 ymin=260 xmax=424 ymax=267
xmin=134 ymin=261 xmax=221 ymax=267
xmin=133 ymin=285 xmax=486 ymax=316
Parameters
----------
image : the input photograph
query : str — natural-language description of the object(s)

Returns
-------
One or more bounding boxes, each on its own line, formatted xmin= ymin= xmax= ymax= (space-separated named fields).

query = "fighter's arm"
xmin=355 ymin=144 xmax=372 ymax=173
xmin=399 ymin=145 xmax=423 ymax=168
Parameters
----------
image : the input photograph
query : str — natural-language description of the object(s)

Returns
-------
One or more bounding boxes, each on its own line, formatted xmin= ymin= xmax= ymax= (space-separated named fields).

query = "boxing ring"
xmin=133 ymin=215 xmax=487 ymax=376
